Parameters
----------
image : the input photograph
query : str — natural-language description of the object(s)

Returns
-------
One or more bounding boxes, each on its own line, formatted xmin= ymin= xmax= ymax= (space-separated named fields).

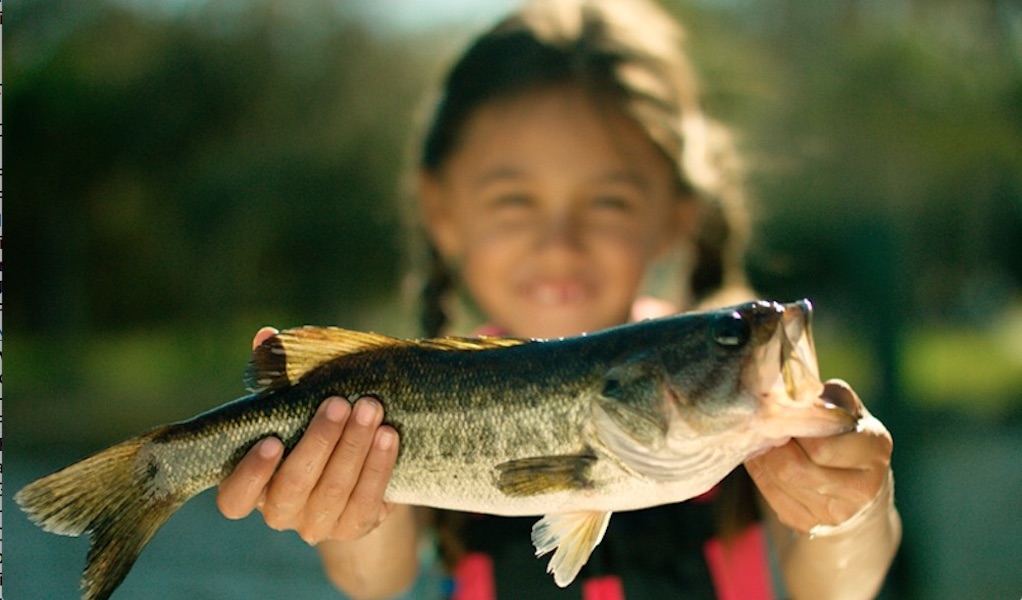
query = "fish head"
xmin=591 ymin=299 xmax=857 ymax=487
xmin=660 ymin=298 xmax=857 ymax=446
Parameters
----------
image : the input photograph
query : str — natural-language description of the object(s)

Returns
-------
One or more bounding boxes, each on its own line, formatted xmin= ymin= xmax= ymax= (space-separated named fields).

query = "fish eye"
xmin=711 ymin=312 xmax=751 ymax=348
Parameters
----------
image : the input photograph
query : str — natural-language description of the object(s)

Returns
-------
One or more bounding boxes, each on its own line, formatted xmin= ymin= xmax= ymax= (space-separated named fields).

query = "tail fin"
xmin=15 ymin=431 xmax=182 ymax=600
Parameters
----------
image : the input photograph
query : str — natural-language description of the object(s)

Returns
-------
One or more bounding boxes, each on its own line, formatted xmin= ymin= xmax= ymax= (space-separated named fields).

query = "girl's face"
xmin=422 ymin=86 xmax=692 ymax=339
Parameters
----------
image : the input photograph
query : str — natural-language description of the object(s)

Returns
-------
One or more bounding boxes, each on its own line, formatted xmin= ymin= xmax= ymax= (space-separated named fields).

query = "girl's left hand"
xmin=744 ymin=379 xmax=893 ymax=533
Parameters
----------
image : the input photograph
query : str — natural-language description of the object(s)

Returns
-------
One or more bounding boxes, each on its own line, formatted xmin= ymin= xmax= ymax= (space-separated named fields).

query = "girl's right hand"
xmin=215 ymin=327 xmax=401 ymax=545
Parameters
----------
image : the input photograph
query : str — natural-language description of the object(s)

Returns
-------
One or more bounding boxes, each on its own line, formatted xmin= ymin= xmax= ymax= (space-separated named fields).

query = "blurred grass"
xmin=12 ymin=315 xmax=1022 ymax=446
xmin=903 ymin=321 xmax=1022 ymax=417
xmin=11 ymin=301 xmax=419 ymax=447
xmin=818 ymin=319 xmax=1022 ymax=419
xmin=13 ymin=323 xmax=268 ymax=446
xmin=814 ymin=322 xmax=882 ymax=403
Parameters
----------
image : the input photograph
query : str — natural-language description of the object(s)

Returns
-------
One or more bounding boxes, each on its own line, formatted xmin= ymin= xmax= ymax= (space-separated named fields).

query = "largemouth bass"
xmin=17 ymin=299 xmax=856 ymax=599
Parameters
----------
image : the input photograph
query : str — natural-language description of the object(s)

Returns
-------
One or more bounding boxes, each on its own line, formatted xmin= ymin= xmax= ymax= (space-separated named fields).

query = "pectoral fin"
xmin=494 ymin=454 xmax=596 ymax=496
xmin=532 ymin=511 xmax=612 ymax=587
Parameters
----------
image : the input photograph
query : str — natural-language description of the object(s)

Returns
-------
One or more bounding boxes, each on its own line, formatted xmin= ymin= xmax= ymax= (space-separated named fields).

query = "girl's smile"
xmin=519 ymin=278 xmax=592 ymax=307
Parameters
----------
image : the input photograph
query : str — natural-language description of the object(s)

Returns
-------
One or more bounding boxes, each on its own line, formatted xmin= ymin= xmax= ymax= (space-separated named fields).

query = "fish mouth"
xmin=780 ymin=299 xmax=821 ymax=404
xmin=756 ymin=300 xmax=858 ymax=437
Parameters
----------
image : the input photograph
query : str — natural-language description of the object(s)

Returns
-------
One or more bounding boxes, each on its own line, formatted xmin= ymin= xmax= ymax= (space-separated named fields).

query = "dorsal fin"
xmin=244 ymin=327 xmax=531 ymax=393
xmin=245 ymin=326 xmax=407 ymax=392
xmin=418 ymin=335 xmax=529 ymax=351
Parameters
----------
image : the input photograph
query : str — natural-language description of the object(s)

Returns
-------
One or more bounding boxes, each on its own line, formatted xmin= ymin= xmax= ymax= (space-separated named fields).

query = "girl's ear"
xmin=418 ymin=171 xmax=462 ymax=260
xmin=657 ymin=194 xmax=701 ymax=257
xmin=675 ymin=195 xmax=701 ymax=240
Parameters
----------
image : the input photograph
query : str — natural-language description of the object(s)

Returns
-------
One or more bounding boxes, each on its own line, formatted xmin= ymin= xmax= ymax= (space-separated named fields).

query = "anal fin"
xmin=532 ymin=511 xmax=612 ymax=587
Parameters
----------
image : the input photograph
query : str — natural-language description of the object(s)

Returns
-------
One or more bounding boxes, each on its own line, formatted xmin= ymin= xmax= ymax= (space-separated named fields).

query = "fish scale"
xmin=16 ymin=299 xmax=857 ymax=599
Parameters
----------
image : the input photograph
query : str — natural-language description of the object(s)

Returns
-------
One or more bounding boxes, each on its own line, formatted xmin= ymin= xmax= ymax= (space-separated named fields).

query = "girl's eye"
xmin=490 ymin=193 xmax=533 ymax=209
xmin=591 ymin=195 xmax=634 ymax=212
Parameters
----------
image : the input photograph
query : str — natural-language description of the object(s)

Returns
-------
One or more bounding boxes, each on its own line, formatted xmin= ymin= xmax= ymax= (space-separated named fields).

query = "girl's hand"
xmin=745 ymin=379 xmax=893 ymax=533
xmin=216 ymin=327 xmax=401 ymax=545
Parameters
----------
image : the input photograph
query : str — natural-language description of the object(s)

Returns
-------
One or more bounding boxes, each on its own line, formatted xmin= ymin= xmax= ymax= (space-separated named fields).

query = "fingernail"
xmin=258 ymin=437 xmax=283 ymax=459
xmin=320 ymin=397 xmax=349 ymax=423
xmin=354 ymin=397 xmax=379 ymax=426
xmin=377 ymin=428 xmax=396 ymax=451
xmin=821 ymin=382 xmax=861 ymax=419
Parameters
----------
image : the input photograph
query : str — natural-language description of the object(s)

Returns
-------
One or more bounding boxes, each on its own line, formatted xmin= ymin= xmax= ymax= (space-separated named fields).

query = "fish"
xmin=16 ymin=299 xmax=856 ymax=599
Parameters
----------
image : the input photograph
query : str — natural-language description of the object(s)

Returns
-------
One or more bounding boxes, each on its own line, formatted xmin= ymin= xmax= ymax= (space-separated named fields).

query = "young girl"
xmin=217 ymin=0 xmax=900 ymax=598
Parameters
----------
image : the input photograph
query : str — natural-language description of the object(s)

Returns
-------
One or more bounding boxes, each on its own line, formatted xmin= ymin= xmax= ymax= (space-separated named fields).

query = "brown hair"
xmin=414 ymin=0 xmax=750 ymax=338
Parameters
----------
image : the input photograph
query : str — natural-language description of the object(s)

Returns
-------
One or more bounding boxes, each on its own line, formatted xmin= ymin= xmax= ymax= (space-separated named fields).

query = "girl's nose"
xmin=535 ymin=210 xmax=585 ymax=253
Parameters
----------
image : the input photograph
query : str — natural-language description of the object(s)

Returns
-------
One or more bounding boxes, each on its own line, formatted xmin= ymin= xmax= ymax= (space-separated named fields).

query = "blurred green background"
xmin=6 ymin=0 xmax=1022 ymax=598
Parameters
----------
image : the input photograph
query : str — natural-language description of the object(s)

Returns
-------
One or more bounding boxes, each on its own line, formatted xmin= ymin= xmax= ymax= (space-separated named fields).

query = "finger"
xmin=757 ymin=483 xmax=817 ymax=532
xmin=801 ymin=381 xmax=893 ymax=470
xmin=252 ymin=326 xmax=279 ymax=350
xmin=746 ymin=445 xmax=819 ymax=532
xmin=331 ymin=425 xmax=400 ymax=540
xmin=217 ymin=437 xmax=284 ymax=520
xmin=747 ymin=440 xmax=813 ymax=501
xmin=298 ymin=397 xmax=385 ymax=541
xmin=820 ymin=379 xmax=863 ymax=419
xmin=262 ymin=397 xmax=351 ymax=530
xmin=747 ymin=441 xmax=882 ymax=530
xmin=795 ymin=428 xmax=892 ymax=471
xmin=290 ymin=397 xmax=383 ymax=543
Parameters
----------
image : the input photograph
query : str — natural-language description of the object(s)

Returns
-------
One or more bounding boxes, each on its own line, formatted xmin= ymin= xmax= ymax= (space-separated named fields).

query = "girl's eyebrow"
xmin=594 ymin=171 xmax=651 ymax=193
xmin=472 ymin=168 xmax=652 ymax=192
xmin=470 ymin=166 xmax=530 ymax=192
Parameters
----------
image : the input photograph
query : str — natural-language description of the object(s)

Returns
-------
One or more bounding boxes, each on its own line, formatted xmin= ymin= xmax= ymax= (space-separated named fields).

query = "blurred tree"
xmin=8 ymin=0 xmax=445 ymax=334
xmin=8 ymin=0 xmax=1021 ymax=334
xmin=669 ymin=1 xmax=1022 ymax=326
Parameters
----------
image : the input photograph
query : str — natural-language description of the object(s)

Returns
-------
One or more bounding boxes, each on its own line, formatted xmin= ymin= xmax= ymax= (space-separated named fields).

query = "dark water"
xmin=4 ymin=450 xmax=444 ymax=600
xmin=893 ymin=421 xmax=1022 ymax=600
